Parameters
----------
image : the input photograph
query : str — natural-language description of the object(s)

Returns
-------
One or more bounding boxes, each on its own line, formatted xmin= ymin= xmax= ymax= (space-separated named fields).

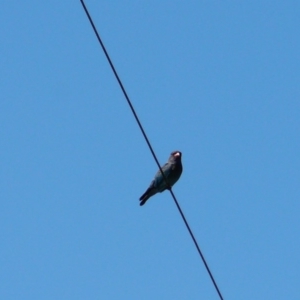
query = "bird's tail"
xmin=139 ymin=187 xmax=156 ymax=206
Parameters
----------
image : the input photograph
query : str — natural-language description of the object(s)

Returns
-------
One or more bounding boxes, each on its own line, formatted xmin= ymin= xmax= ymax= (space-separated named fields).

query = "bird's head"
xmin=169 ymin=151 xmax=182 ymax=162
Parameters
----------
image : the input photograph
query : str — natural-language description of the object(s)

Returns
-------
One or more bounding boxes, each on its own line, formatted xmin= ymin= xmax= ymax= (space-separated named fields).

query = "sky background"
xmin=1 ymin=1 xmax=300 ymax=299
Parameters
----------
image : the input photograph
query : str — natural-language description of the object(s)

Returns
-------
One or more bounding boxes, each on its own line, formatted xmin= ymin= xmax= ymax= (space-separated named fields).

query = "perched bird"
xmin=139 ymin=151 xmax=183 ymax=206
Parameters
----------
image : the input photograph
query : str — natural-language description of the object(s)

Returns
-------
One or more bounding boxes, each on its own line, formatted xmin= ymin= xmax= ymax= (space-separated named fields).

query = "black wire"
xmin=79 ymin=1 xmax=224 ymax=299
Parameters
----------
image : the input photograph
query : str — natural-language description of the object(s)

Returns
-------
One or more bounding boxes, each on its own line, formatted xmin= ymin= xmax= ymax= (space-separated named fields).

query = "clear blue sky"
xmin=1 ymin=1 xmax=299 ymax=299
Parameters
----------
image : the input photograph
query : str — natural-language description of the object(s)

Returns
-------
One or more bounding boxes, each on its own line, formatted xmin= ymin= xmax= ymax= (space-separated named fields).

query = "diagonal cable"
xmin=79 ymin=1 xmax=224 ymax=299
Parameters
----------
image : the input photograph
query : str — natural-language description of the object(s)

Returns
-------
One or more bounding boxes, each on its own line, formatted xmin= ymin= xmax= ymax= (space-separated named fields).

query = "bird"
xmin=139 ymin=151 xmax=183 ymax=206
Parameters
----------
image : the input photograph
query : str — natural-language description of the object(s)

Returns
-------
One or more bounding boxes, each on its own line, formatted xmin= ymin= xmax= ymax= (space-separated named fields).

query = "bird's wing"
xmin=153 ymin=163 xmax=172 ymax=188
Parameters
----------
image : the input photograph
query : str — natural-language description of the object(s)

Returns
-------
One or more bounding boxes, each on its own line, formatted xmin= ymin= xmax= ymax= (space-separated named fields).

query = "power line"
xmin=79 ymin=1 xmax=224 ymax=299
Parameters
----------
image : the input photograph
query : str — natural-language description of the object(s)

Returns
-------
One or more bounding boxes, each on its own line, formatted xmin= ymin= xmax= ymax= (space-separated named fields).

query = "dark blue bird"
xmin=139 ymin=151 xmax=183 ymax=206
